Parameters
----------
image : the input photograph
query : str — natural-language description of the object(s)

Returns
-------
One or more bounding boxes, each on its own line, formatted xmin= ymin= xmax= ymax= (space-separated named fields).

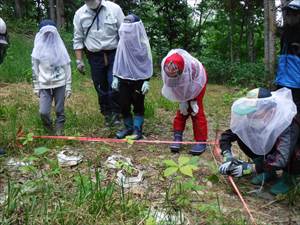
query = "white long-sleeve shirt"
xmin=73 ymin=0 xmax=124 ymax=52
xmin=32 ymin=58 xmax=71 ymax=91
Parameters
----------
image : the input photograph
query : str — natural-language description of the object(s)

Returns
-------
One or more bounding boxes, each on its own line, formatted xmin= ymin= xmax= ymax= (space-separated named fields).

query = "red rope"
xmin=213 ymin=131 xmax=257 ymax=225
xmin=31 ymin=135 xmax=219 ymax=145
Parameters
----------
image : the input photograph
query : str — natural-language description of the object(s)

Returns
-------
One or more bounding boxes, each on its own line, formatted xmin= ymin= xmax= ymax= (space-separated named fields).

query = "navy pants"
xmin=87 ymin=49 xmax=120 ymax=116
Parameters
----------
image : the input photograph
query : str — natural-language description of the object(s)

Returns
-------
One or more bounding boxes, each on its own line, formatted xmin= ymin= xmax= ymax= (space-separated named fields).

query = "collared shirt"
xmin=73 ymin=0 xmax=124 ymax=52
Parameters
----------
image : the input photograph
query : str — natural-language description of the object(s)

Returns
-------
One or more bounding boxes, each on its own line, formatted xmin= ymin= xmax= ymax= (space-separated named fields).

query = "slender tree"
xmin=264 ymin=0 xmax=276 ymax=86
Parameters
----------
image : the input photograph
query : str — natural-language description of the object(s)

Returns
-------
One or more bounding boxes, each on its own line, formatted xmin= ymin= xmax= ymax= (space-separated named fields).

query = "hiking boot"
xmin=126 ymin=129 xmax=143 ymax=140
xmin=270 ymin=172 xmax=297 ymax=195
xmin=116 ymin=117 xmax=133 ymax=139
xmin=251 ymin=171 xmax=277 ymax=185
xmin=189 ymin=142 xmax=206 ymax=155
xmin=170 ymin=131 xmax=183 ymax=153
xmin=125 ymin=116 xmax=144 ymax=140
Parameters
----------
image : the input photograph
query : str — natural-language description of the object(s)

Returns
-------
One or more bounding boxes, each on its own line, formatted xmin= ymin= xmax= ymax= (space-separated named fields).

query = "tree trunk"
xmin=14 ymin=0 xmax=23 ymax=18
xmin=49 ymin=0 xmax=56 ymax=21
xmin=264 ymin=0 xmax=276 ymax=87
xmin=228 ymin=0 xmax=234 ymax=63
xmin=246 ymin=1 xmax=255 ymax=62
xmin=56 ymin=0 xmax=65 ymax=29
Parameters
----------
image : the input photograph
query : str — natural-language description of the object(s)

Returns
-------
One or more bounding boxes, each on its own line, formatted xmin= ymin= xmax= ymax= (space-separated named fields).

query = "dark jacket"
xmin=220 ymin=120 xmax=299 ymax=173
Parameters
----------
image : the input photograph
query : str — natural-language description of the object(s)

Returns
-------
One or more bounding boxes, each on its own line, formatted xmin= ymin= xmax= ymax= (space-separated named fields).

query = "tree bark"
xmin=264 ymin=0 xmax=276 ymax=87
xmin=49 ymin=0 xmax=56 ymax=22
xmin=228 ymin=0 xmax=235 ymax=63
xmin=56 ymin=0 xmax=65 ymax=29
xmin=14 ymin=0 xmax=23 ymax=18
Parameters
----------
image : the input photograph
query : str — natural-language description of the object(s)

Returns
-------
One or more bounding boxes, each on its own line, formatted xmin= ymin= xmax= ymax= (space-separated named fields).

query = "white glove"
xmin=76 ymin=59 xmax=85 ymax=74
xmin=179 ymin=102 xmax=189 ymax=116
xmin=190 ymin=100 xmax=199 ymax=116
xmin=34 ymin=89 xmax=40 ymax=98
xmin=141 ymin=81 xmax=150 ymax=95
xmin=219 ymin=159 xmax=253 ymax=177
xmin=111 ymin=76 xmax=119 ymax=91
xmin=65 ymin=90 xmax=72 ymax=99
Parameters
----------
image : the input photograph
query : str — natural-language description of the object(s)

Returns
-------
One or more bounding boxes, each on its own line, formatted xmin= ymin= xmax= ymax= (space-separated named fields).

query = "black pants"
xmin=119 ymin=79 xmax=145 ymax=118
xmin=86 ymin=49 xmax=120 ymax=116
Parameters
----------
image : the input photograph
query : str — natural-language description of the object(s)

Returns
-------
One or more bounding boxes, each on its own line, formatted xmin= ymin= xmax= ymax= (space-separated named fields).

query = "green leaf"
xmin=25 ymin=156 xmax=39 ymax=162
xmin=189 ymin=165 xmax=199 ymax=171
xmin=189 ymin=156 xmax=199 ymax=166
xmin=34 ymin=147 xmax=49 ymax=155
xmin=179 ymin=165 xmax=193 ymax=177
xmin=178 ymin=156 xmax=190 ymax=166
xmin=163 ymin=159 xmax=178 ymax=167
xmin=164 ymin=167 xmax=178 ymax=177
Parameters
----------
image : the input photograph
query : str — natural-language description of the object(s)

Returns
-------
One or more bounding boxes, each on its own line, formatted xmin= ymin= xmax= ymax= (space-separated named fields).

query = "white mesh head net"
xmin=113 ymin=21 xmax=153 ymax=80
xmin=230 ymin=87 xmax=297 ymax=155
xmin=31 ymin=25 xmax=70 ymax=66
xmin=161 ymin=49 xmax=206 ymax=102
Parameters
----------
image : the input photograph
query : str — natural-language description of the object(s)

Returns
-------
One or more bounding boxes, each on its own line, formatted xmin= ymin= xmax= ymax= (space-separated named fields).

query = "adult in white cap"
xmin=73 ymin=0 xmax=124 ymax=127
xmin=219 ymin=87 xmax=300 ymax=195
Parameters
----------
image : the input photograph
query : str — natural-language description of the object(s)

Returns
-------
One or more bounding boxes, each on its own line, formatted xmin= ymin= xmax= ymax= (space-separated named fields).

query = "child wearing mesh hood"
xmin=218 ymin=87 xmax=300 ymax=195
xmin=31 ymin=20 xmax=72 ymax=135
xmin=111 ymin=14 xmax=153 ymax=140
xmin=161 ymin=49 xmax=208 ymax=155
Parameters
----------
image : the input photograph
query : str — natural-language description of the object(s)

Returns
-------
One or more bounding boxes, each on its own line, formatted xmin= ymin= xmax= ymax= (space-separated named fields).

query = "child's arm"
xmin=32 ymin=58 xmax=40 ymax=95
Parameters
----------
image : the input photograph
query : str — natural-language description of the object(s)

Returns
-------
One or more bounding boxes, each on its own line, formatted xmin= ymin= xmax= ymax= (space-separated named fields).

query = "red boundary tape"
xmin=31 ymin=135 xmax=219 ymax=145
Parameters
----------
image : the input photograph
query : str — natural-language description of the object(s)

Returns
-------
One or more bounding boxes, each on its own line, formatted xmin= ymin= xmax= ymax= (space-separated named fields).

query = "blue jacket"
xmin=275 ymin=25 xmax=300 ymax=88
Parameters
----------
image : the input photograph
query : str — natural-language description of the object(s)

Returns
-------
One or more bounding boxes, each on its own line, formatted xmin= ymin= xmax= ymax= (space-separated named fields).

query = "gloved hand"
xmin=111 ymin=76 xmax=119 ymax=91
xmin=222 ymin=149 xmax=234 ymax=162
xmin=76 ymin=59 xmax=85 ymax=74
xmin=141 ymin=81 xmax=150 ymax=95
xmin=219 ymin=158 xmax=253 ymax=177
xmin=190 ymin=100 xmax=199 ymax=116
xmin=65 ymin=90 xmax=72 ymax=99
xmin=179 ymin=102 xmax=189 ymax=115
xmin=34 ymin=89 xmax=40 ymax=98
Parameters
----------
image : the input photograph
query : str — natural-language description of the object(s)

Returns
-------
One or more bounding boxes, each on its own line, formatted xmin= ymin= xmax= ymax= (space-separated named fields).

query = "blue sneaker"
xmin=189 ymin=143 xmax=206 ymax=155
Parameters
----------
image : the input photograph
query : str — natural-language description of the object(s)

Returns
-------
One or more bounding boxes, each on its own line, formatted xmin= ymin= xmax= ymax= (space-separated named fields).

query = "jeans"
xmin=87 ymin=49 xmax=120 ymax=116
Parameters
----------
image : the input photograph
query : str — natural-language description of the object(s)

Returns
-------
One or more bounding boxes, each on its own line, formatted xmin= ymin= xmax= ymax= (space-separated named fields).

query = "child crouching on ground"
xmin=31 ymin=19 xmax=72 ymax=135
